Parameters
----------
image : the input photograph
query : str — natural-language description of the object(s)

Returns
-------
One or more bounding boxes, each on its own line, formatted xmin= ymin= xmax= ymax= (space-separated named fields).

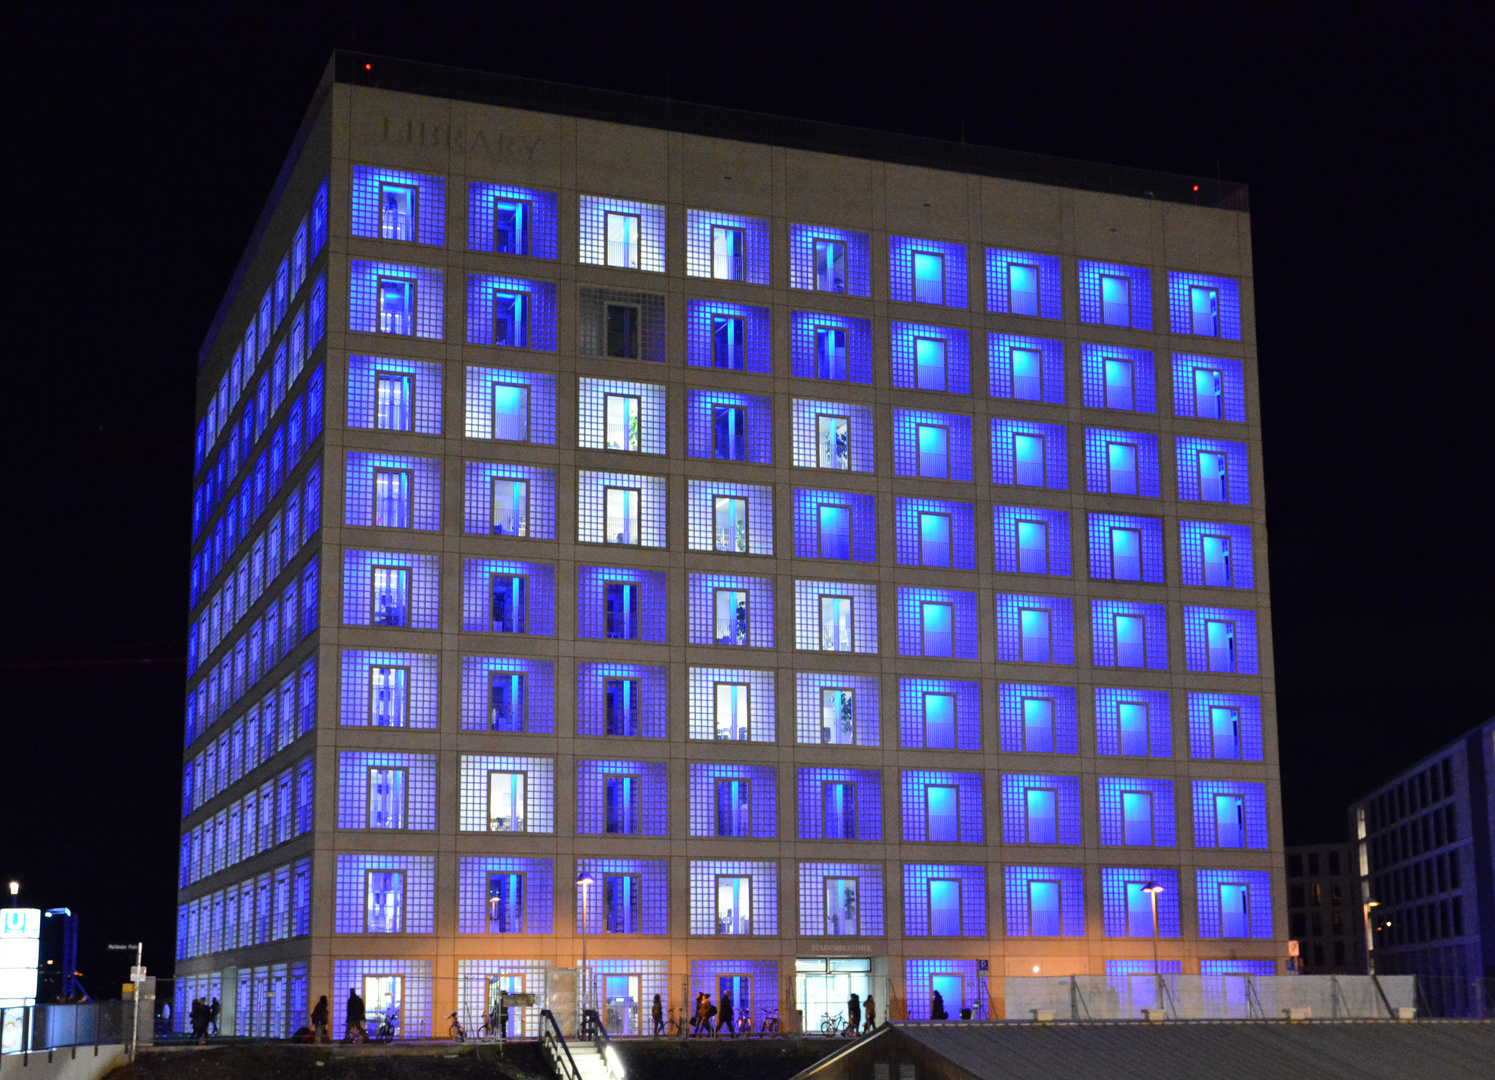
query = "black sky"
xmin=2 ymin=0 xmax=1491 ymax=992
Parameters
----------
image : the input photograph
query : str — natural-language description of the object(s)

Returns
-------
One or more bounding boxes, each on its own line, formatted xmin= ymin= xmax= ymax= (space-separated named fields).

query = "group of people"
xmin=846 ymin=992 xmax=877 ymax=1034
xmin=689 ymin=989 xmax=737 ymax=1036
xmin=188 ymin=997 xmax=220 ymax=1043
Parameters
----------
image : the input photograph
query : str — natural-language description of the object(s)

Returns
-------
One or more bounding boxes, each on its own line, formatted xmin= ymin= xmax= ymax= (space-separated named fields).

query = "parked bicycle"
xmin=447 ymin=1011 xmax=466 ymax=1042
xmin=819 ymin=1011 xmax=854 ymax=1038
xmin=736 ymin=1004 xmax=754 ymax=1037
xmin=757 ymin=1006 xmax=780 ymax=1037
xmin=373 ymin=1006 xmax=398 ymax=1043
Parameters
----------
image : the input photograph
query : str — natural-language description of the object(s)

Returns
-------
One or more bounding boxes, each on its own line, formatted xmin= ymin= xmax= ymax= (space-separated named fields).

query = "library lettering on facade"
xmin=174 ymin=52 xmax=1280 ymax=1037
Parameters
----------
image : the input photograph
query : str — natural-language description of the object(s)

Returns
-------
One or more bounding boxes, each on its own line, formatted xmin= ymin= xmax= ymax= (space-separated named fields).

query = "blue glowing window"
xmin=1079 ymin=261 xmax=1153 ymax=330
xmin=375 ymin=374 xmax=412 ymax=431
xmin=1023 ymin=699 xmax=1055 ymax=754
xmin=713 ymin=405 xmax=747 ymax=461
xmin=991 ymin=419 xmax=1067 ymax=489
xmin=489 ymin=574 xmax=527 ymax=633
xmin=987 ymin=249 xmax=1061 ymax=319
xmin=380 ymin=183 xmax=417 ymax=241
xmin=469 ymin=182 xmax=558 ymax=258
xmin=351 ymin=260 xmax=443 ymax=339
xmin=992 ymin=505 xmax=1071 ymax=577
xmin=373 ymin=566 xmax=409 ymax=627
xmin=1101 ymin=868 xmax=1180 ymax=938
xmin=1108 ymin=443 xmax=1137 ymax=494
xmin=923 ymin=693 xmax=957 ymax=748
xmin=1105 ymin=359 xmax=1132 ymax=409
xmin=489 ymin=672 xmax=526 ymax=732
xmin=462 ymin=559 xmax=555 ymax=635
xmin=1092 ymin=600 xmax=1168 ymax=670
xmin=1017 ymin=520 xmax=1048 ymax=574
xmin=913 ymin=252 xmax=944 ymax=305
xmin=351 ymin=167 xmax=445 ymax=246
xmin=995 ymin=594 xmax=1074 ymax=664
xmin=815 ymin=240 xmax=845 ymax=292
xmin=898 ymin=588 xmax=978 ymax=659
xmin=1180 ymin=521 xmax=1253 ymax=589
xmin=891 ymin=236 xmax=968 ymax=307
xmin=892 ymin=323 xmax=970 ymax=394
xmin=1169 ymin=272 xmax=1243 ymax=339
xmin=916 ymin=337 xmax=947 ymax=391
xmin=378 ymin=277 xmax=414 ymax=335
xmin=990 ymin=334 xmax=1064 ymax=403
xmin=1021 ymin=609 xmax=1050 ymax=662
xmin=1010 ymin=264 xmax=1039 ymax=315
xmin=895 ymin=410 xmax=972 ymax=481
xmin=1006 ymin=866 xmax=1084 ymax=938
xmin=796 ymin=490 xmax=876 ymax=562
xmin=918 ymin=424 xmax=948 ymax=478
xmin=790 ymin=225 xmax=871 ymax=296
xmin=712 ymin=315 xmax=744 ymax=370
xmin=1099 ymin=777 xmax=1176 ymax=847
xmin=921 ymin=603 xmax=954 ymax=657
xmin=791 ymin=312 xmax=872 ymax=384
xmin=1177 ymin=437 xmax=1250 ymax=505
xmin=1085 ymin=429 xmax=1161 ymax=497
xmin=493 ymin=199 xmax=529 ymax=255
xmin=1173 ymin=354 xmax=1246 ymax=421
xmin=919 ymin=513 xmax=951 ymax=567
xmin=1197 ymin=869 xmax=1273 ymax=938
xmin=1082 ymin=344 xmax=1157 ymax=414
xmin=793 ymin=399 xmax=874 ymax=472
xmin=604 ymin=774 xmax=640 ymax=833
xmin=1001 ymin=772 xmax=1082 ymax=843
xmin=1095 ymin=688 xmax=1172 ymax=758
xmin=604 ymin=678 xmax=640 ymax=737
xmin=819 ymin=504 xmax=852 ymax=559
xmin=686 ymin=301 xmax=770 ymax=373
xmin=1088 ymin=514 xmax=1165 ymax=583
xmin=685 ymin=210 xmax=770 ymax=283
xmin=818 ymin=329 xmax=846 ymax=379
xmin=604 ymin=581 xmax=640 ymax=640
xmin=1185 ymin=607 xmax=1259 ymax=674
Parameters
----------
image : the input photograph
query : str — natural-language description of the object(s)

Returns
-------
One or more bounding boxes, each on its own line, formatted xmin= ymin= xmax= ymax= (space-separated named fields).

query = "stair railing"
xmin=539 ymin=1009 xmax=582 ymax=1080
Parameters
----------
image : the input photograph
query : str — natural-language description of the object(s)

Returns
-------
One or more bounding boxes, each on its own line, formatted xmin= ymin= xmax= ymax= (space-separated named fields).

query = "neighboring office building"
xmin=173 ymin=51 xmax=1283 ymax=1038
xmin=1351 ymin=717 xmax=1495 ymax=1016
xmin=1285 ymin=842 xmax=1364 ymax=974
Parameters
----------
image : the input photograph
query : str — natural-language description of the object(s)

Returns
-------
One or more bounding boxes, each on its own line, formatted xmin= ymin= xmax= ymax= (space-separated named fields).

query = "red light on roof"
xmin=1192 ymin=185 xmax=1199 ymax=192
xmin=365 ymin=63 xmax=372 ymax=71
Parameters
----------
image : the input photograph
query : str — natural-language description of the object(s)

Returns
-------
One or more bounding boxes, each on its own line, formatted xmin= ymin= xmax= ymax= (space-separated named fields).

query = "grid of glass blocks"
xmin=459 ymin=656 xmax=557 ymax=734
xmin=1168 ymin=272 xmax=1243 ymax=340
xmin=798 ymin=863 xmax=885 ymax=936
xmin=577 ymin=287 xmax=667 ymax=362
xmin=1187 ymin=693 xmax=1264 ymax=761
xmin=338 ymin=650 xmax=439 ymax=729
xmin=348 ymin=260 xmax=444 ymax=339
xmin=988 ymin=333 xmax=1065 ymax=404
xmin=689 ymin=861 xmax=778 ymax=935
xmin=576 ymin=760 xmax=668 ymax=835
xmin=796 ymin=768 xmax=883 ymax=840
xmin=333 ymin=854 xmax=435 ymax=934
xmin=1097 ymin=777 xmax=1178 ymax=846
xmin=688 ymin=667 xmax=776 ymax=742
xmin=344 ymin=452 xmax=441 ymax=530
xmin=992 ymin=505 xmax=1072 ymax=576
xmin=687 ymin=480 xmax=775 ymax=556
xmin=1176 ymin=436 xmax=1252 ymax=505
xmin=1173 ymin=354 xmax=1247 ymax=422
xmin=685 ymin=209 xmax=771 ymax=283
xmin=1081 ymin=428 xmax=1161 ymax=497
xmin=1087 ymin=513 xmax=1165 ymax=583
xmin=896 ymin=498 xmax=976 ymax=569
xmin=578 ymin=195 xmax=666 ymax=272
xmin=890 ymin=323 xmax=971 ymax=394
xmin=456 ymin=959 xmax=551 ymax=1037
xmin=465 ymin=274 xmax=559 ymax=350
xmin=686 ymin=300 xmax=772 ymax=373
xmin=990 ymin=419 xmax=1068 ymax=488
xmin=794 ymin=489 xmax=878 ymax=562
xmin=791 ymin=398 xmax=875 ymax=472
xmin=688 ymin=574 xmax=775 ymax=648
xmin=1101 ymin=867 xmax=1181 ymax=938
xmin=340 ymin=550 xmax=440 ymax=629
xmin=1094 ymin=688 xmax=1172 ymax=758
xmin=1004 ymin=865 xmax=1085 ymax=938
xmin=903 ymin=863 xmax=987 ymax=937
xmin=575 ymin=663 xmax=668 ymax=739
xmin=576 ymin=859 xmax=670 ymax=935
xmin=790 ymin=311 xmax=874 ymax=384
xmin=1081 ymin=344 xmax=1157 ymax=413
xmin=1078 ymin=260 xmax=1153 ymax=330
xmin=685 ymin=389 xmax=774 ymax=463
xmin=579 ymin=961 xmax=669 ymax=1034
xmin=688 ymin=764 xmax=778 ymax=837
xmin=985 ymin=248 xmax=1062 ymax=319
xmin=899 ymin=678 xmax=981 ymax=750
xmin=1183 ymin=606 xmax=1260 ymax=674
xmin=892 ymin=409 xmax=974 ymax=481
xmin=896 ymin=588 xmax=980 ymax=659
xmin=997 ymin=683 xmax=1079 ymax=754
xmin=463 ymin=366 xmax=558 ymax=444
xmin=346 ymin=356 xmax=443 ymax=435
xmin=689 ymin=960 xmax=780 ymax=1029
xmin=350 ymin=166 xmax=445 ymax=245
xmin=900 ymin=771 xmax=983 ymax=844
xmin=794 ymin=673 xmax=881 ymax=746
xmin=467 ymin=181 xmax=560 ymax=258
xmin=904 ymin=959 xmax=986 ymax=1020
xmin=460 ymin=558 xmax=556 ymax=635
xmin=578 ymin=377 xmax=668 ymax=454
xmin=331 ymin=960 xmax=432 ymax=1039
xmin=794 ymin=579 xmax=878 ymax=653
xmin=1192 ymin=781 xmax=1269 ymax=849
xmin=1200 ymin=960 xmax=1276 ymax=978
xmin=463 ymin=462 xmax=557 ymax=539
xmin=576 ymin=566 xmax=669 ymax=642
xmin=889 ymin=236 xmax=968 ymax=308
xmin=1091 ymin=600 xmax=1170 ymax=669
xmin=1179 ymin=520 xmax=1254 ymax=589
xmin=337 ymin=752 xmax=437 ymax=830
xmin=1000 ymin=774 xmax=1083 ymax=844
xmin=993 ymin=594 xmax=1075 ymax=664
xmin=1196 ymin=869 xmax=1273 ymax=938
xmin=458 ymin=756 xmax=556 ymax=833
xmin=576 ymin=470 xmax=668 ymax=547
xmin=788 ymin=223 xmax=872 ymax=296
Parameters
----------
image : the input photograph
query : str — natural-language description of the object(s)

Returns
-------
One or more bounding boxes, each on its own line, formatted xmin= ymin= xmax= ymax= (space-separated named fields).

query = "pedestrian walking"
xmin=208 ymin=998 xmax=221 ymax=1036
xmin=651 ymin=994 xmax=664 ymax=1038
xmin=863 ymin=994 xmax=876 ymax=1033
xmin=311 ymin=995 xmax=329 ymax=1041
xmin=346 ymin=987 xmax=367 ymax=1041
xmin=716 ymin=988 xmax=735 ymax=1038
xmin=931 ymin=989 xmax=947 ymax=1021
xmin=847 ymin=992 xmax=861 ymax=1035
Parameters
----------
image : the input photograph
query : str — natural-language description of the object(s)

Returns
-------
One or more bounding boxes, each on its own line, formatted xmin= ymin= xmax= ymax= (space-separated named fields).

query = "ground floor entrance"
xmin=795 ymin=957 xmax=874 ymax=1034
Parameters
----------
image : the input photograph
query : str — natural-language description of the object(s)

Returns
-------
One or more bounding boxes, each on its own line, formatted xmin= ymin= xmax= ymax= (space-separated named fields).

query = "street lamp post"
xmin=1143 ymin=882 xmax=1165 ymax=1015
xmin=1363 ymin=899 xmax=1380 ymax=975
xmin=576 ymin=872 xmax=596 ymax=1029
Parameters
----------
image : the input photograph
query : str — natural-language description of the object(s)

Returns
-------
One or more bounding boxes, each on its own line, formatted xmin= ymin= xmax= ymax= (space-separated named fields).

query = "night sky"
xmin=2 ymin=2 xmax=1490 ymax=993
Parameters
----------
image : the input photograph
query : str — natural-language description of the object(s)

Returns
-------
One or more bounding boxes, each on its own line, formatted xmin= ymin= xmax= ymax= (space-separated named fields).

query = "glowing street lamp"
xmin=577 ymin=872 xmax=596 ymax=1021
xmin=1142 ymin=881 xmax=1165 ymax=1010
xmin=7 ymin=882 xmax=17 ymax=907
xmin=1363 ymin=899 xmax=1380 ymax=974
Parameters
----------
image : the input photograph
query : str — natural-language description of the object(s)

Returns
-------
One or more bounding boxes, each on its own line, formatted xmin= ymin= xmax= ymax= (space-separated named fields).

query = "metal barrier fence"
xmin=1004 ymin=975 xmax=1417 ymax=1021
xmin=1 ymin=1002 xmax=132 ymax=1056
xmin=1405 ymin=976 xmax=1495 ymax=1019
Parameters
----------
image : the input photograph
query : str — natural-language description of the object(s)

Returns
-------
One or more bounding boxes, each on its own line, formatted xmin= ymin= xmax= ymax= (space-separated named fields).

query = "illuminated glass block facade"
xmin=890 ymin=323 xmax=971 ymax=393
xmin=688 ymin=764 xmax=778 ymax=837
xmin=463 ymin=366 xmax=558 ymax=444
xmin=993 ymin=593 xmax=1075 ymax=664
xmin=902 ymin=864 xmax=987 ymax=937
xmin=990 ymin=418 xmax=1067 ymax=488
xmin=892 ymin=409 xmax=974 ymax=480
xmin=1090 ymin=600 xmax=1170 ymax=669
xmin=1004 ymin=866 xmax=1085 ymax=937
xmin=685 ymin=300 xmax=772 ymax=373
xmin=334 ymin=854 xmax=436 ymax=934
xmin=689 ymin=862 xmax=778 ymax=935
xmin=337 ymin=751 xmax=437 ymax=830
xmin=899 ymin=678 xmax=981 ymax=750
xmin=687 ymin=667 xmax=776 ymax=742
xmin=1097 ymin=777 xmax=1178 ymax=847
xmin=459 ymin=656 xmax=556 ymax=733
xmin=576 ymin=470 xmax=667 ymax=547
xmin=1081 ymin=344 xmax=1157 ymax=413
xmin=575 ymin=859 xmax=669 ymax=935
xmin=889 ymin=236 xmax=968 ymax=307
xmin=900 ymin=771 xmax=984 ymax=844
xmin=1173 ymin=353 xmax=1247 ymax=421
xmin=456 ymin=858 xmax=555 ymax=934
xmin=1001 ymin=774 xmax=1083 ymax=845
xmin=1078 ymin=260 xmax=1153 ymax=330
xmin=1176 ymin=436 xmax=1252 ymax=505
xmin=575 ymin=566 xmax=668 ymax=642
xmin=687 ymin=480 xmax=775 ymax=556
xmin=688 ymin=573 xmax=775 ymax=648
xmin=575 ymin=662 xmax=668 ymax=738
xmin=1179 ymin=520 xmax=1254 ymax=588
xmin=685 ymin=389 xmax=773 ymax=463
xmin=1084 ymin=428 xmax=1162 ymax=497
xmin=989 ymin=333 xmax=1065 ymax=404
xmin=794 ymin=579 xmax=878 ymax=653
xmin=798 ymin=863 xmax=885 ymax=936
xmin=578 ymin=195 xmax=666 ymax=272
xmin=796 ymin=767 xmax=883 ymax=840
xmin=1094 ymin=688 xmax=1172 ymax=758
xmin=459 ymin=558 xmax=557 ymax=635
xmin=896 ymin=587 xmax=980 ymax=659
xmin=1192 ymin=781 xmax=1270 ymax=849
xmin=348 ymin=260 xmax=444 ymax=339
xmin=463 ymin=461 xmax=557 ymax=538
xmin=689 ymin=960 xmax=780 ymax=1028
xmin=685 ymin=209 xmax=771 ymax=283
xmin=577 ymin=287 xmax=667 ymax=362
xmin=1087 ymin=513 xmax=1165 ymax=582
xmin=791 ymin=398 xmax=875 ymax=472
xmin=458 ymin=755 xmax=556 ymax=833
xmin=576 ymin=761 xmax=668 ymax=836
xmin=985 ymin=249 xmax=1061 ymax=319
xmin=1102 ymin=868 xmax=1182 ymax=938
xmin=997 ymin=683 xmax=1079 ymax=755
xmin=1187 ymin=692 xmax=1265 ymax=760
xmin=344 ymin=452 xmax=441 ymax=530
xmin=1168 ymin=272 xmax=1243 ymax=340
xmin=467 ymin=181 xmax=559 ymax=258
xmin=1196 ymin=870 xmax=1273 ymax=938
xmin=904 ymin=959 xmax=988 ymax=1020
xmin=338 ymin=650 xmax=440 ymax=728
xmin=1183 ymin=606 xmax=1260 ymax=674
xmin=991 ymin=505 xmax=1071 ymax=576
xmin=790 ymin=311 xmax=873 ymax=384
xmin=351 ymin=166 xmax=445 ymax=245
xmin=794 ymin=489 xmax=877 ymax=562
xmin=788 ymin=223 xmax=871 ymax=296
xmin=340 ymin=550 xmax=440 ymax=628
xmin=346 ymin=356 xmax=442 ymax=434
xmin=331 ymin=959 xmax=433 ymax=1038
xmin=897 ymin=497 xmax=976 ymax=569
xmin=465 ymin=274 xmax=559 ymax=351
xmin=794 ymin=673 xmax=880 ymax=746
xmin=578 ymin=377 xmax=668 ymax=454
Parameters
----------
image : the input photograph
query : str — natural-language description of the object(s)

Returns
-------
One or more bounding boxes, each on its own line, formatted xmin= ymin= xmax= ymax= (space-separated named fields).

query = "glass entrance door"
xmin=603 ymin=975 xmax=640 ymax=1035
xmin=794 ymin=958 xmax=871 ymax=1032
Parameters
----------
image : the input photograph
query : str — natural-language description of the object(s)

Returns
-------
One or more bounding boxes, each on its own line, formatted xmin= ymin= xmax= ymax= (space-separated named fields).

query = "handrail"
xmin=539 ymin=1009 xmax=582 ymax=1080
xmin=581 ymin=1008 xmax=624 ymax=1080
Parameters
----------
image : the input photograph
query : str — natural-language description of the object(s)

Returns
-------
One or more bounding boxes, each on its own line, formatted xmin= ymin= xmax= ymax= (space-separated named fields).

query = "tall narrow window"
xmin=917 ymin=424 xmax=949 ymax=478
xmin=493 ymin=383 xmax=530 ymax=441
xmin=915 ymin=338 xmax=947 ymax=392
xmin=490 ymin=672 xmax=526 ymax=732
xmin=713 ymin=406 xmax=747 ymax=461
xmin=604 ymin=774 xmax=640 ymax=834
xmin=1121 ymin=791 xmax=1153 ymax=846
xmin=366 ymin=871 xmax=404 ymax=932
xmin=603 ymin=678 xmax=640 ymax=737
xmin=921 ymin=602 xmax=954 ymax=657
xmin=926 ymin=785 xmax=959 ymax=843
xmin=712 ymin=227 xmax=745 ymax=281
xmin=716 ymin=876 xmax=751 ymax=934
xmin=492 ymin=478 xmax=529 ymax=536
xmin=924 ymin=692 xmax=956 ymax=749
xmin=1014 ymin=434 xmax=1045 ymax=486
xmin=1125 ymin=882 xmax=1154 ymax=937
xmin=714 ymin=589 xmax=749 ymax=646
xmin=817 ymin=415 xmax=850 ymax=469
xmin=1220 ymin=883 xmax=1250 ymax=937
xmin=605 ymin=212 xmax=640 ymax=269
xmin=1100 ymin=275 xmax=1131 ymax=327
xmin=1012 ymin=347 xmax=1042 ymax=401
xmin=715 ymin=778 xmax=751 ymax=836
xmin=367 ymin=767 xmax=406 ymax=829
xmin=815 ymin=327 xmax=848 ymax=379
xmin=1190 ymin=286 xmax=1221 ymax=336
xmin=919 ymin=512 xmax=952 ymax=567
xmin=713 ymin=496 xmax=749 ymax=553
xmin=1118 ymin=702 xmax=1149 ymax=756
xmin=605 ymin=304 xmax=639 ymax=360
xmin=1201 ymin=534 xmax=1233 ymax=587
xmin=1017 ymin=520 xmax=1048 ymax=574
xmin=377 ymin=278 xmax=414 ymax=335
xmin=371 ymin=566 xmax=409 ymax=627
xmin=1216 ymin=794 xmax=1246 ymax=848
xmin=380 ymin=184 xmax=417 ymax=241
xmin=373 ymin=469 xmax=411 ymax=528
xmin=603 ymin=581 xmax=640 ymax=640
xmin=929 ymin=878 xmax=961 ymax=936
xmin=814 ymin=240 xmax=846 ymax=293
xmin=1029 ymin=879 xmax=1061 ymax=936
xmin=490 ymin=574 xmax=528 ymax=633
xmin=912 ymin=252 xmax=945 ymax=305
xmin=1206 ymin=620 xmax=1236 ymax=673
xmin=492 ymin=199 xmax=529 ymax=255
xmin=1023 ymin=698 xmax=1054 ymax=753
xmin=370 ymin=666 xmax=408 ymax=727
xmin=712 ymin=315 xmax=745 ymax=370
xmin=714 ymin=682 xmax=750 ymax=741
xmin=375 ymin=373 xmax=413 ymax=431
xmin=488 ymin=872 xmax=525 ymax=932
xmin=821 ymin=688 xmax=855 ymax=746
xmin=1114 ymin=613 xmax=1145 ymax=668
xmin=1104 ymin=358 xmax=1134 ymax=411
xmin=823 ymin=781 xmax=857 ymax=840
xmin=1009 ymin=263 xmax=1040 ymax=316
xmin=488 ymin=771 xmax=526 ymax=832
xmin=1194 ymin=368 xmax=1223 ymax=418
xmin=1110 ymin=528 xmax=1142 ymax=580
xmin=1107 ymin=442 xmax=1138 ymax=495
xmin=1025 ymin=787 xmax=1057 ymax=843
xmin=604 ymin=487 xmax=640 ymax=544
xmin=824 ymin=878 xmax=859 ymax=936
xmin=1198 ymin=452 xmax=1229 ymax=502
xmin=603 ymin=874 xmax=641 ymax=933
xmin=818 ymin=504 xmax=851 ymax=560
xmin=604 ymin=394 xmax=641 ymax=452
xmin=1210 ymin=706 xmax=1241 ymax=759
xmin=1019 ymin=608 xmax=1051 ymax=663
xmin=493 ymin=291 xmax=527 ymax=347
xmin=820 ymin=596 xmax=853 ymax=652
